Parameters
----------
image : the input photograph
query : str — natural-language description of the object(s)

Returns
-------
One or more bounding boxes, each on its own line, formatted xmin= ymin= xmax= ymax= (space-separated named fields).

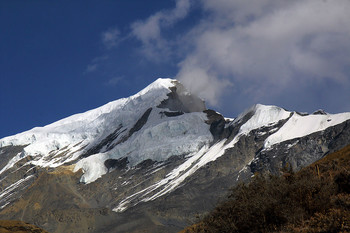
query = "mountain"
xmin=181 ymin=144 xmax=350 ymax=233
xmin=0 ymin=78 xmax=349 ymax=233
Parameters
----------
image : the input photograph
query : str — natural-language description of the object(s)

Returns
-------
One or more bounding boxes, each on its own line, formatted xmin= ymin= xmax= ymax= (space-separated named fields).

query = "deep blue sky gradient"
xmin=1 ymin=1 xmax=350 ymax=138
xmin=1 ymin=1 xmax=180 ymax=138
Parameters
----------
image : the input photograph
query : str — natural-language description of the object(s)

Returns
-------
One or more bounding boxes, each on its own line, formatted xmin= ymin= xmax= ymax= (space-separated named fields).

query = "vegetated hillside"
xmin=182 ymin=144 xmax=350 ymax=233
xmin=0 ymin=220 xmax=49 ymax=233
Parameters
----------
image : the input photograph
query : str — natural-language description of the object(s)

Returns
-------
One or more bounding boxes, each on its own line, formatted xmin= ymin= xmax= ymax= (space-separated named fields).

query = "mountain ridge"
xmin=181 ymin=143 xmax=350 ymax=233
xmin=0 ymin=78 xmax=350 ymax=232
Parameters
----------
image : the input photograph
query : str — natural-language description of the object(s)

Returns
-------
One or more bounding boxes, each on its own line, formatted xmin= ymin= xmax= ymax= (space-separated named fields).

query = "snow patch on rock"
xmin=265 ymin=112 xmax=350 ymax=148
xmin=0 ymin=78 xmax=176 ymax=172
xmin=75 ymin=109 xmax=213 ymax=184
xmin=238 ymin=104 xmax=291 ymax=134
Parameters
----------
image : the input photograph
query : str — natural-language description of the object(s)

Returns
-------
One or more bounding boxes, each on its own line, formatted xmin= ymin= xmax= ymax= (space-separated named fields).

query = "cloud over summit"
xmin=174 ymin=0 xmax=350 ymax=106
xmin=107 ymin=0 xmax=350 ymax=111
xmin=130 ymin=0 xmax=192 ymax=59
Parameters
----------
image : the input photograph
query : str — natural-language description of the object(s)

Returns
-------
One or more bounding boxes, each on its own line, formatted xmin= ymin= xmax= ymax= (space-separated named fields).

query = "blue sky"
xmin=1 ymin=0 xmax=350 ymax=138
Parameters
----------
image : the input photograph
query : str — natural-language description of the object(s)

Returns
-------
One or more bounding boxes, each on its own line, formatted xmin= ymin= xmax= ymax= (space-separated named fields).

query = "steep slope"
xmin=0 ymin=78 xmax=210 ymax=177
xmin=0 ymin=78 xmax=350 ymax=233
xmin=181 ymin=144 xmax=350 ymax=233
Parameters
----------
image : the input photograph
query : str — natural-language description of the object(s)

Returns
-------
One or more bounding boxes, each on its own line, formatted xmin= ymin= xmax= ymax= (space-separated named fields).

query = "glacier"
xmin=264 ymin=111 xmax=350 ymax=148
xmin=0 ymin=78 xmax=213 ymax=183
xmin=1 ymin=78 xmax=350 ymax=213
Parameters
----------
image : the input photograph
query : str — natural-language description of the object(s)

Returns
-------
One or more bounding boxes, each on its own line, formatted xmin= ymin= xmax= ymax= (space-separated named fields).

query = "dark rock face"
xmin=0 ymin=146 xmax=37 ymax=210
xmin=313 ymin=109 xmax=327 ymax=115
xmin=101 ymin=119 xmax=350 ymax=233
xmin=0 ymin=155 xmax=188 ymax=233
xmin=0 ymin=145 xmax=26 ymax=172
xmin=129 ymin=108 xmax=153 ymax=136
xmin=327 ymin=120 xmax=350 ymax=152
xmin=204 ymin=109 xmax=230 ymax=142
xmin=104 ymin=157 xmax=129 ymax=171
xmin=82 ymin=118 xmax=350 ymax=233
xmin=82 ymin=108 xmax=153 ymax=159
xmin=250 ymin=119 xmax=350 ymax=175
xmin=83 ymin=124 xmax=125 ymax=158
xmin=159 ymin=111 xmax=184 ymax=117
xmin=157 ymin=82 xmax=206 ymax=113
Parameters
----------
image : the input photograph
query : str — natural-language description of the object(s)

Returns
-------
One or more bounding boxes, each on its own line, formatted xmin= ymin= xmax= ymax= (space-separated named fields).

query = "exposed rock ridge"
xmin=157 ymin=81 xmax=206 ymax=113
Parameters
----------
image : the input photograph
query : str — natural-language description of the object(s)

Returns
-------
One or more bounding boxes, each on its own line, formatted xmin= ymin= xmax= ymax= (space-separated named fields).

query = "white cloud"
xmin=102 ymin=28 xmax=120 ymax=49
xmin=177 ymin=60 xmax=232 ymax=105
xmin=97 ymin=0 xmax=350 ymax=110
xmin=84 ymin=56 xmax=109 ymax=74
xmin=201 ymin=0 xmax=292 ymax=24
xmin=175 ymin=0 xmax=350 ymax=105
xmin=106 ymin=76 xmax=123 ymax=86
xmin=130 ymin=0 xmax=192 ymax=60
xmin=86 ymin=64 xmax=98 ymax=73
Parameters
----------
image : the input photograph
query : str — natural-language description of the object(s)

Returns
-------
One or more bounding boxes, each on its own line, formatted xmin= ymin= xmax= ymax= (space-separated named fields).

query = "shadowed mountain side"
xmin=181 ymin=144 xmax=350 ymax=233
xmin=0 ymin=167 xmax=112 ymax=233
xmin=0 ymin=79 xmax=350 ymax=233
xmin=157 ymin=82 xmax=206 ymax=113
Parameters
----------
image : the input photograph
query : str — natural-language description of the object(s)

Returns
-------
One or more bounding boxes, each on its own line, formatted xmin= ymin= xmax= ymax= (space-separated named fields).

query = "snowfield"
xmin=1 ymin=78 xmax=350 ymax=211
xmin=264 ymin=111 xmax=350 ymax=148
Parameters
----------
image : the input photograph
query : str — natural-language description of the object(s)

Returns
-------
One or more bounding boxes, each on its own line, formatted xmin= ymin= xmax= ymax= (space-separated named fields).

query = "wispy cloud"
xmin=102 ymin=28 xmax=120 ymax=49
xmin=89 ymin=0 xmax=350 ymax=110
xmin=106 ymin=76 xmax=123 ymax=86
xmin=175 ymin=0 xmax=350 ymax=105
xmin=130 ymin=0 xmax=193 ymax=60
xmin=84 ymin=55 xmax=109 ymax=74
xmin=176 ymin=58 xmax=233 ymax=105
xmin=86 ymin=63 xmax=98 ymax=73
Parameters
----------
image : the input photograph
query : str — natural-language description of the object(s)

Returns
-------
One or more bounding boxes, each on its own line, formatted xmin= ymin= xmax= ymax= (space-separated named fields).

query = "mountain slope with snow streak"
xmin=264 ymin=111 xmax=350 ymax=148
xmin=0 ymin=78 xmax=174 ymax=162
xmin=110 ymin=103 xmax=350 ymax=212
xmin=0 ymin=78 xmax=350 ymax=233
xmin=0 ymin=78 xmax=212 ymax=181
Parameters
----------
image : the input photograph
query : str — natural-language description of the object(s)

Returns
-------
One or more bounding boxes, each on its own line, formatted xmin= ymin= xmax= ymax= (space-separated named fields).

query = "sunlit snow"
xmin=0 ymin=79 xmax=176 ymax=174
xmin=74 ymin=109 xmax=213 ymax=183
xmin=1 ymin=78 xmax=350 ymax=213
xmin=264 ymin=111 xmax=350 ymax=148
xmin=238 ymin=104 xmax=291 ymax=134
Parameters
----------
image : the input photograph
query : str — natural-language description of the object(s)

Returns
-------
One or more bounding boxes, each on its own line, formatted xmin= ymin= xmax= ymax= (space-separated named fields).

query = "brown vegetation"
xmin=0 ymin=220 xmax=49 ymax=233
xmin=181 ymin=144 xmax=350 ymax=233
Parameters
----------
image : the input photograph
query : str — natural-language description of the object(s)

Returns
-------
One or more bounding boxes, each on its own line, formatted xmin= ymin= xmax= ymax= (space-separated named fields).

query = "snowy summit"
xmin=0 ymin=78 xmax=213 ymax=183
xmin=1 ymin=78 xmax=350 ymax=213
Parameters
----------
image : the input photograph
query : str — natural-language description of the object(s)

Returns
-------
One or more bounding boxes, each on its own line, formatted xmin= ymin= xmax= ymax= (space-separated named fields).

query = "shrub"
xmin=182 ymin=144 xmax=350 ymax=233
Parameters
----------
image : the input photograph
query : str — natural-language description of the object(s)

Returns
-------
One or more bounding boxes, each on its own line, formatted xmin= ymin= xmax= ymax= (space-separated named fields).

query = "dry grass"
xmin=0 ymin=220 xmax=49 ymax=233
xmin=182 ymin=144 xmax=350 ymax=233
xmin=47 ymin=165 xmax=76 ymax=175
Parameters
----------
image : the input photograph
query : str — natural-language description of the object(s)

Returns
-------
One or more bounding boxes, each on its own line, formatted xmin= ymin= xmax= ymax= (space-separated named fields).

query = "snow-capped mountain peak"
xmin=264 ymin=110 xmax=350 ymax=148
xmin=0 ymin=78 xmax=212 ymax=182
xmin=1 ymin=78 xmax=350 ymax=226
xmin=235 ymin=104 xmax=291 ymax=134
xmin=0 ymin=78 xmax=174 ymax=148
